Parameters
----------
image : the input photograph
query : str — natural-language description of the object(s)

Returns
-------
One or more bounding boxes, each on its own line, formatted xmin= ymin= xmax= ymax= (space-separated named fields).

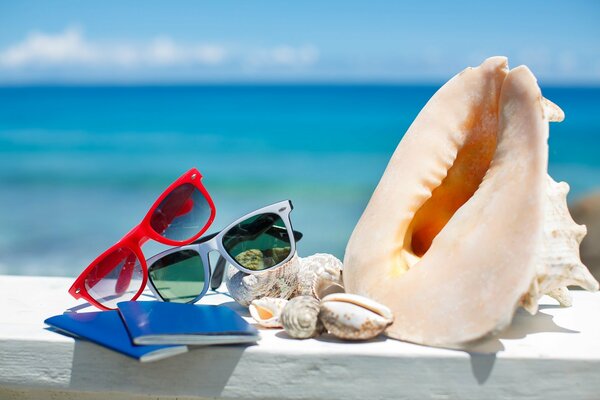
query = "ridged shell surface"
xmin=522 ymin=175 xmax=598 ymax=313
xmin=225 ymin=253 xmax=300 ymax=307
xmin=295 ymin=253 xmax=343 ymax=299
xmin=281 ymin=296 xmax=323 ymax=339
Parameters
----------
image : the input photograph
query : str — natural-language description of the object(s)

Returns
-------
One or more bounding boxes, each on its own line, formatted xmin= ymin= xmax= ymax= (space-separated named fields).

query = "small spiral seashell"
xmin=281 ymin=296 xmax=323 ymax=339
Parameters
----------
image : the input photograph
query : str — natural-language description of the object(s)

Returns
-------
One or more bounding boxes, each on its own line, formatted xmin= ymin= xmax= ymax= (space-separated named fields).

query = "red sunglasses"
xmin=69 ymin=168 xmax=216 ymax=310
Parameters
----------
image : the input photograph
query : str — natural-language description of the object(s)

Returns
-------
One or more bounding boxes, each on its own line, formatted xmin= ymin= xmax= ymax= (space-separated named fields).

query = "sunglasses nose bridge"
xmin=195 ymin=239 xmax=221 ymax=272
xmin=200 ymin=234 xmax=221 ymax=252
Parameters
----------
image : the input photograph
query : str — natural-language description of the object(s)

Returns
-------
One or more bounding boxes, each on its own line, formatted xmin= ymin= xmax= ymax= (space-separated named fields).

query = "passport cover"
xmin=44 ymin=311 xmax=188 ymax=362
xmin=117 ymin=301 xmax=259 ymax=345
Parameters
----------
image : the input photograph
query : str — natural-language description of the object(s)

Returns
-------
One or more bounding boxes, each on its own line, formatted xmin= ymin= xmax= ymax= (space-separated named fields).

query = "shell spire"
xmin=522 ymin=175 xmax=599 ymax=313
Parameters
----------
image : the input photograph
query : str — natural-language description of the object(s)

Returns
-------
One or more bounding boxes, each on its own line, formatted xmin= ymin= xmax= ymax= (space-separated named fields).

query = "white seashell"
xmin=295 ymin=253 xmax=344 ymax=299
xmin=281 ymin=296 xmax=323 ymax=339
xmin=319 ymin=293 xmax=393 ymax=341
xmin=343 ymin=57 xmax=599 ymax=348
xmin=249 ymin=297 xmax=288 ymax=328
xmin=225 ymin=252 xmax=300 ymax=307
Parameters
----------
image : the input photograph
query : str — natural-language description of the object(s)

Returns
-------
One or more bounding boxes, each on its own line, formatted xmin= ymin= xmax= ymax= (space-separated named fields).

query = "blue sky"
xmin=0 ymin=1 xmax=599 ymax=84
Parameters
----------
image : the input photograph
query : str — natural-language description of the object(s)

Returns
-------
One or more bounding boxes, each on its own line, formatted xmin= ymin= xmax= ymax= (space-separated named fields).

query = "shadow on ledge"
xmin=464 ymin=306 xmax=578 ymax=385
xmin=68 ymin=340 xmax=247 ymax=398
xmin=273 ymin=330 xmax=389 ymax=344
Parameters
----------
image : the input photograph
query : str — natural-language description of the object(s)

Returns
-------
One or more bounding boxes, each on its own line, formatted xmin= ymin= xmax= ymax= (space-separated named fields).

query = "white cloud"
xmin=271 ymin=45 xmax=319 ymax=66
xmin=146 ymin=37 xmax=181 ymax=65
xmin=145 ymin=37 xmax=226 ymax=66
xmin=244 ymin=45 xmax=319 ymax=68
xmin=0 ymin=27 xmax=318 ymax=73
xmin=0 ymin=27 xmax=96 ymax=67
xmin=191 ymin=45 xmax=228 ymax=65
xmin=0 ymin=27 xmax=228 ymax=68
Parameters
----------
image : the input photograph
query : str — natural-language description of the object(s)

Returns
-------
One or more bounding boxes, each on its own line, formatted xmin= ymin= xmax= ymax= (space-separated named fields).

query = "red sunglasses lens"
xmin=84 ymin=247 xmax=144 ymax=309
xmin=149 ymin=183 xmax=212 ymax=242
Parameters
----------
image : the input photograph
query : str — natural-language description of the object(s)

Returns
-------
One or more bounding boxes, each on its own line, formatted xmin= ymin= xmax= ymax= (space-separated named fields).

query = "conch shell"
xmin=281 ymin=296 xmax=323 ymax=339
xmin=343 ymin=57 xmax=599 ymax=348
xmin=249 ymin=297 xmax=288 ymax=328
xmin=225 ymin=253 xmax=300 ymax=307
xmin=319 ymin=293 xmax=393 ymax=340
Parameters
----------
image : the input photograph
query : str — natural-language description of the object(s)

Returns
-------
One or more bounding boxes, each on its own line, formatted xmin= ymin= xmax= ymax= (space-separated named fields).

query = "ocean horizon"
xmin=1 ymin=84 xmax=599 ymax=277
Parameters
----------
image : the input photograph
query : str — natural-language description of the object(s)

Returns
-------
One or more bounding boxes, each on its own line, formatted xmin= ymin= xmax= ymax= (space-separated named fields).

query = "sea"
xmin=1 ymin=85 xmax=599 ymax=277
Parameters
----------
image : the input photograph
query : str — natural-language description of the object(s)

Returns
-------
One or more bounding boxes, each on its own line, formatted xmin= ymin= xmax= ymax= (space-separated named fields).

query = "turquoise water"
xmin=0 ymin=85 xmax=599 ymax=276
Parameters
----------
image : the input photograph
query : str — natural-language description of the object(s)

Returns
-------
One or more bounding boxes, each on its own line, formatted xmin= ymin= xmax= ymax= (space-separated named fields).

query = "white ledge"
xmin=1 ymin=275 xmax=599 ymax=400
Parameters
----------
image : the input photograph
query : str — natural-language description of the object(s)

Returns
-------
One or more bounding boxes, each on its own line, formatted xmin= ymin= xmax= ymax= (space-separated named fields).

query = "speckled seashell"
xmin=225 ymin=252 xmax=300 ymax=307
xmin=281 ymin=296 xmax=324 ymax=339
xmin=249 ymin=297 xmax=288 ymax=328
xmin=295 ymin=253 xmax=344 ymax=299
xmin=319 ymin=293 xmax=393 ymax=341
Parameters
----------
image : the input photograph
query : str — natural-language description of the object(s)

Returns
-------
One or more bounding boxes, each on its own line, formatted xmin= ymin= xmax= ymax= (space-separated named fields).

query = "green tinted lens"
xmin=222 ymin=213 xmax=291 ymax=271
xmin=148 ymin=250 xmax=206 ymax=303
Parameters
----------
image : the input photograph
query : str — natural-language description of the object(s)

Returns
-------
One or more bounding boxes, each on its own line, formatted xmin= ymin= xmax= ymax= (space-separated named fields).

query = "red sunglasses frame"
xmin=68 ymin=168 xmax=216 ymax=310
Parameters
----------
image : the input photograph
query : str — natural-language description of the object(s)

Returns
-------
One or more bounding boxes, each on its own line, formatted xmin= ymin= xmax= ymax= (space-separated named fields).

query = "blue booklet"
xmin=117 ymin=301 xmax=260 ymax=346
xmin=44 ymin=311 xmax=188 ymax=362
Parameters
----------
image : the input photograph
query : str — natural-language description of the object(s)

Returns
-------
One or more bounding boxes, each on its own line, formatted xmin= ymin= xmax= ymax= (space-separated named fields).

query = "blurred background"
xmin=1 ymin=1 xmax=599 ymax=277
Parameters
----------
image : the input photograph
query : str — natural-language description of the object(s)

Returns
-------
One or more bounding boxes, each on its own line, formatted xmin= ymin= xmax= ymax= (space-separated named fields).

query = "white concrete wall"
xmin=1 ymin=275 xmax=599 ymax=400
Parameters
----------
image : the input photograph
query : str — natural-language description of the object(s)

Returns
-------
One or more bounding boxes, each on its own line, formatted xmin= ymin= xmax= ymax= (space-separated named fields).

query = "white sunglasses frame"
xmin=146 ymin=200 xmax=296 ymax=303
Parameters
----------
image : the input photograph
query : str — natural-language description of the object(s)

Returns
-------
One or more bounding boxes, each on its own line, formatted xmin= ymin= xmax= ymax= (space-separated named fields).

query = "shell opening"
xmin=256 ymin=306 xmax=274 ymax=320
xmin=401 ymin=104 xmax=498 ymax=267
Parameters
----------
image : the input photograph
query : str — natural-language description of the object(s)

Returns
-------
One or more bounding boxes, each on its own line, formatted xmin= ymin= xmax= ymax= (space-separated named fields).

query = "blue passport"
xmin=44 ymin=311 xmax=188 ymax=362
xmin=117 ymin=301 xmax=260 ymax=346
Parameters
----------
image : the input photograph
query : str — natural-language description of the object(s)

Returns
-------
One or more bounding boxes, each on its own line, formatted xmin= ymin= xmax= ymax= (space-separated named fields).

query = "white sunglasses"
xmin=146 ymin=200 xmax=302 ymax=303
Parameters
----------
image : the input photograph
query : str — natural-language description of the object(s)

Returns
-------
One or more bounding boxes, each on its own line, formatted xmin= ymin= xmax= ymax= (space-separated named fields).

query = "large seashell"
xmin=249 ymin=297 xmax=288 ymax=328
xmin=319 ymin=293 xmax=393 ymax=341
xmin=281 ymin=296 xmax=323 ymax=339
xmin=343 ymin=57 xmax=599 ymax=348
xmin=295 ymin=253 xmax=344 ymax=299
xmin=225 ymin=252 xmax=300 ymax=307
